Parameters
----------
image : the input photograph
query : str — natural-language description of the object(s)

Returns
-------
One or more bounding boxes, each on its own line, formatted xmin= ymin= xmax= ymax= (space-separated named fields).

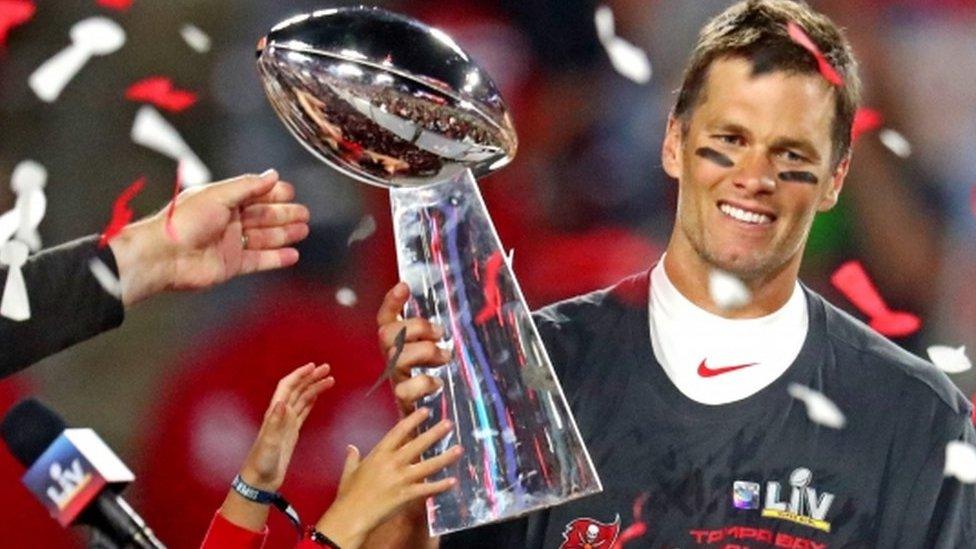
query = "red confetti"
xmin=971 ymin=392 xmax=976 ymax=425
xmin=0 ymin=0 xmax=35 ymax=48
xmin=165 ymin=165 xmax=181 ymax=241
xmin=830 ymin=261 xmax=921 ymax=337
xmin=474 ymin=251 xmax=504 ymax=325
xmin=786 ymin=21 xmax=844 ymax=87
xmin=125 ymin=76 xmax=198 ymax=113
xmin=851 ymin=108 xmax=884 ymax=144
xmin=96 ymin=0 xmax=132 ymax=11
xmin=869 ymin=311 xmax=922 ymax=338
xmin=99 ymin=177 xmax=145 ymax=248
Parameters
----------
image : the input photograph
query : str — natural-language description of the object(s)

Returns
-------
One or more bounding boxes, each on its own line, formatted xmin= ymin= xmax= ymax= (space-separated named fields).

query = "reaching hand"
xmin=110 ymin=170 xmax=310 ymax=306
xmin=375 ymin=282 xmax=451 ymax=416
xmin=214 ymin=362 xmax=333 ymax=535
xmin=314 ymin=407 xmax=462 ymax=549
xmin=239 ymin=362 xmax=335 ymax=491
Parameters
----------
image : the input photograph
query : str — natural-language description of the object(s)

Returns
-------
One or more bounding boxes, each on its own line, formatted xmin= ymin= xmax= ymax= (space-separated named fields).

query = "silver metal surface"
xmin=256 ymin=7 xmax=517 ymax=188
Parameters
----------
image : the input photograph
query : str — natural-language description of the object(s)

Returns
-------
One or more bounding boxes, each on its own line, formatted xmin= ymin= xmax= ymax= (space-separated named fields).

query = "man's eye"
xmin=715 ymin=134 xmax=744 ymax=146
xmin=779 ymin=150 xmax=808 ymax=163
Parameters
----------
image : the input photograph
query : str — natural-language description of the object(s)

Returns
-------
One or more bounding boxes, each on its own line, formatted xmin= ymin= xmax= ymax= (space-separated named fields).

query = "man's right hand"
xmin=376 ymin=281 xmax=452 ymax=415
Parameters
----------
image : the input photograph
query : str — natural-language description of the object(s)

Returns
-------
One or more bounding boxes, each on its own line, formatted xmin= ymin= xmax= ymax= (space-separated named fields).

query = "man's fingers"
xmin=243 ymin=223 xmax=309 ymax=250
xmin=398 ymin=418 xmax=453 ymax=463
xmin=295 ymin=376 xmax=335 ymax=415
xmin=270 ymin=362 xmax=315 ymax=409
xmin=246 ymin=180 xmax=296 ymax=205
xmin=339 ymin=445 xmax=361 ymax=486
xmin=241 ymin=203 xmax=310 ymax=228
xmin=287 ymin=363 xmax=330 ymax=408
xmin=391 ymin=341 xmax=450 ymax=379
xmin=393 ymin=375 xmax=443 ymax=409
xmin=404 ymin=476 xmax=458 ymax=501
xmin=375 ymin=407 xmax=430 ymax=453
xmin=240 ymin=248 xmax=300 ymax=274
xmin=378 ymin=318 xmax=443 ymax=350
xmin=377 ymin=282 xmax=410 ymax=325
xmin=213 ymin=170 xmax=280 ymax=208
xmin=407 ymin=444 xmax=463 ymax=481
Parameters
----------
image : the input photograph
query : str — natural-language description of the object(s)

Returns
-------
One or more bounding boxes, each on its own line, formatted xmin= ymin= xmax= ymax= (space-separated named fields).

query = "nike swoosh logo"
xmin=697 ymin=359 xmax=758 ymax=378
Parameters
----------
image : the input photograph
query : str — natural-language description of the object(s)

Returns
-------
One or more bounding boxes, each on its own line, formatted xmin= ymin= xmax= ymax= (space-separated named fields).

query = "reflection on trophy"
xmin=256 ymin=7 xmax=601 ymax=535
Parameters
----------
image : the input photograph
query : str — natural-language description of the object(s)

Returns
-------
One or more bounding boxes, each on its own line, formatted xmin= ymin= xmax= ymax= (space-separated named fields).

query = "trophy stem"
xmin=389 ymin=170 xmax=602 ymax=535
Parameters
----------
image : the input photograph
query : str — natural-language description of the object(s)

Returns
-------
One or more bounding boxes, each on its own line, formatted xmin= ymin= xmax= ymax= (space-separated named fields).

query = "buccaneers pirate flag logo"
xmin=560 ymin=515 xmax=621 ymax=549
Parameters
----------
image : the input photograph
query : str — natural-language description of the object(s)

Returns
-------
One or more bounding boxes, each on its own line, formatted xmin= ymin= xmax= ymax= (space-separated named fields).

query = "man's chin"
xmin=704 ymin=249 xmax=772 ymax=280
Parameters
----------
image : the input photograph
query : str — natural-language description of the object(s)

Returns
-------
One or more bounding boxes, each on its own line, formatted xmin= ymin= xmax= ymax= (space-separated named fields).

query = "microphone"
xmin=0 ymin=398 xmax=166 ymax=548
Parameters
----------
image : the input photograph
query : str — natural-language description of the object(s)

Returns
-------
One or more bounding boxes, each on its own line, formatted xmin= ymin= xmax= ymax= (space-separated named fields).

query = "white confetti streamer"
xmin=593 ymin=5 xmax=652 ymax=84
xmin=0 ymin=241 xmax=30 ymax=321
xmin=335 ymin=287 xmax=357 ymax=307
xmin=29 ymin=17 xmax=126 ymax=103
xmin=603 ymin=37 xmax=652 ymax=84
xmin=945 ymin=441 xmax=976 ymax=484
xmin=89 ymin=257 xmax=122 ymax=299
xmin=788 ymin=383 xmax=846 ymax=429
xmin=131 ymin=106 xmax=211 ymax=187
xmin=594 ymin=5 xmax=615 ymax=43
xmin=0 ymin=160 xmax=47 ymax=250
xmin=927 ymin=345 xmax=972 ymax=374
xmin=708 ymin=269 xmax=751 ymax=310
xmin=346 ymin=214 xmax=377 ymax=246
xmin=180 ymin=24 xmax=211 ymax=53
xmin=878 ymin=128 xmax=912 ymax=158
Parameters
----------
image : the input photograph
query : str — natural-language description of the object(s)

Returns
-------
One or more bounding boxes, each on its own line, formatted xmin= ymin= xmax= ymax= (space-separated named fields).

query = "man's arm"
xmin=0 ymin=170 xmax=309 ymax=378
xmin=0 ymin=236 xmax=123 ymax=377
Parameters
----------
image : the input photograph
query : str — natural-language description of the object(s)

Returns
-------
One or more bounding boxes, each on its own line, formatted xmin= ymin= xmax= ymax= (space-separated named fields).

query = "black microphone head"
xmin=0 ymin=398 xmax=67 ymax=466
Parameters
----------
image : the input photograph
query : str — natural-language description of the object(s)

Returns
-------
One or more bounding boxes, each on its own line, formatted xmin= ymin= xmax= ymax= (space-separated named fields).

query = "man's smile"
xmin=717 ymin=200 xmax=776 ymax=226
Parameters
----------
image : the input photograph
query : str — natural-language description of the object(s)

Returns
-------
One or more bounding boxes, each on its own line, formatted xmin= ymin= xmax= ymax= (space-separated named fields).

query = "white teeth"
xmin=720 ymin=203 xmax=772 ymax=225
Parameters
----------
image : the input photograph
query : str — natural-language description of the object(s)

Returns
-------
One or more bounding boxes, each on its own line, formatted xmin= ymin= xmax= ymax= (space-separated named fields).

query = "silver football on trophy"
xmin=256 ymin=6 xmax=517 ymax=188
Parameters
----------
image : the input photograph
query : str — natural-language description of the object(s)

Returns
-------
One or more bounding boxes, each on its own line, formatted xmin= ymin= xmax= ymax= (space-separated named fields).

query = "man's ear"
xmin=662 ymin=115 xmax=684 ymax=180
xmin=818 ymin=154 xmax=850 ymax=212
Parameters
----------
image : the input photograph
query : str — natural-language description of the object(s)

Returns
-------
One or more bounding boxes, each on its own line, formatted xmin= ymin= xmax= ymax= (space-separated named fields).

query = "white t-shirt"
xmin=648 ymin=258 xmax=808 ymax=405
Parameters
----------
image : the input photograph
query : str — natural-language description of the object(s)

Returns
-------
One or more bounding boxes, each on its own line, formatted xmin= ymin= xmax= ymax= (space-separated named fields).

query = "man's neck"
xmin=662 ymin=239 xmax=801 ymax=319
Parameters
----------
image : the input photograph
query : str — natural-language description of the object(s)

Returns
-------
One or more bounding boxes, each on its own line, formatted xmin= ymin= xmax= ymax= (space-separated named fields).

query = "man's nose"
xmin=732 ymin=151 xmax=776 ymax=194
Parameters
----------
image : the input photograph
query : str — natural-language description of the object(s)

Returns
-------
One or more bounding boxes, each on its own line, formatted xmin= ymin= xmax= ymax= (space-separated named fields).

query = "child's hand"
xmin=314 ymin=407 xmax=462 ymax=548
xmin=239 ymin=362 xmax=334 ymax=491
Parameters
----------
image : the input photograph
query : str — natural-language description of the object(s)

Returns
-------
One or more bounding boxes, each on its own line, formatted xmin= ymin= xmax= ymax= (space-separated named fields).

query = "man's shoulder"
xmin=532 ymin=270 xmax=649 ymax=329
xmin=811 ymin=289 xmax=972 ymax=419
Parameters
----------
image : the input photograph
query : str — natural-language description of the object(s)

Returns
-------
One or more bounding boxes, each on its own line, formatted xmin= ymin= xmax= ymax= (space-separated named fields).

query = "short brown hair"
xmin=673 ymin=0 xmax=861 ymax=168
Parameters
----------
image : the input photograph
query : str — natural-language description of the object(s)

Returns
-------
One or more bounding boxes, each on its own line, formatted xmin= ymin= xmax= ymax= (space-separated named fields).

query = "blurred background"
xmin=0 ymin=0 xmax=974 ymax=546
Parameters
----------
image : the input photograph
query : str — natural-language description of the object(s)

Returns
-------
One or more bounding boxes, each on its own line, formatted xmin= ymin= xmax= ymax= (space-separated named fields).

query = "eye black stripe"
xmin=777 ymin=171 xmax=818 ymax=184
xmin=695 ymin=147 xmax=735 ymax=168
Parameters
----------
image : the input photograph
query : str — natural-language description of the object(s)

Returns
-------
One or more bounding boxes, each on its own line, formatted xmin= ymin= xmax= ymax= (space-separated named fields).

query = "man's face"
xmin=662 ymin=57 xmax=848 ymax=281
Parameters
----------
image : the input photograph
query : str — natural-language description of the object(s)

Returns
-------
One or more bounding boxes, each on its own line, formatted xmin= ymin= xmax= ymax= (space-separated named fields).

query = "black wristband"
xmin=305 ymin=525 xmax=342 ymax=548
xmin=230 ymin=474 xmax=302 ymax=533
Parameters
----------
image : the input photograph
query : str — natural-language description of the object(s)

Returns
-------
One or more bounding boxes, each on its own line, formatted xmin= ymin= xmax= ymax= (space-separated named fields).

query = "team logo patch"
xmin=732 ymin=480 xmax=761 ymax=509
xmin=560 ymin=514 xmax=620 ymax=548
xmin=732 ymin=467 xmax=834 ymax=533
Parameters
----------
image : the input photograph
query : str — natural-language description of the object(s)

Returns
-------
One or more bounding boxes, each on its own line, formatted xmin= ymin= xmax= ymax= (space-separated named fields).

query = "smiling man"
xmin=370 ymin=1 xmax=976 ymax=547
